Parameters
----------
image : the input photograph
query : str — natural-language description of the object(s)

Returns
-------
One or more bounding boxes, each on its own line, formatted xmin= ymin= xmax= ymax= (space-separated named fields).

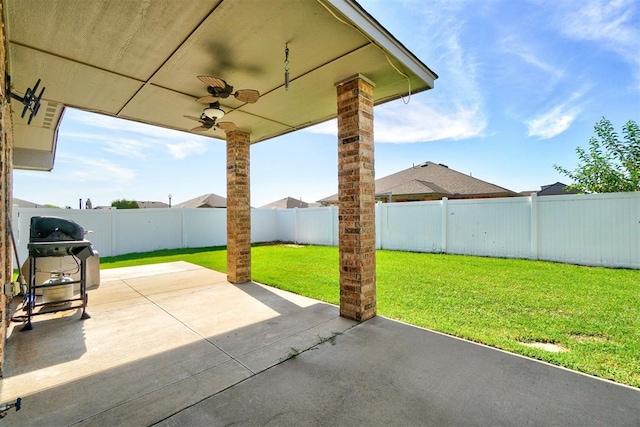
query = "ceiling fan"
xmin=184 ymin=76 xmax=260 ymax=133
xmin=184 ymin=108 xmax=236 ymax=133
xmin=195 ymin=75 xmax=260 ymax=104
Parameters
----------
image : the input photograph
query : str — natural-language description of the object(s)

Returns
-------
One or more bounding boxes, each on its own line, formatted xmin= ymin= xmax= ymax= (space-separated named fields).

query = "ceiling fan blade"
xmin=216 ymin=121 xmax=237 ymax=132
xmin=191 ymin=125 xmax=209 ymax=133
xmin=184 ymin=115 xmax=205 ymax=123
xmin=198 ymin=75 xmax=226 ymax=88
xmin=234 ymin=89 xmax=260 ymax=103
xmin=197 ymin=95 xmax=220 ymax=104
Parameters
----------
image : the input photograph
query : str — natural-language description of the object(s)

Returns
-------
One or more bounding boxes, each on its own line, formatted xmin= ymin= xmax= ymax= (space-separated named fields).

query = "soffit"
xmin=5 ymin=0 xmax=436 ymax=170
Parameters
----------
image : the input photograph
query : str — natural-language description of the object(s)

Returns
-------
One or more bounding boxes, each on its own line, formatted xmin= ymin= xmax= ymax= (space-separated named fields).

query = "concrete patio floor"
xmin=1 ymin=262 xmax=638 ymax=426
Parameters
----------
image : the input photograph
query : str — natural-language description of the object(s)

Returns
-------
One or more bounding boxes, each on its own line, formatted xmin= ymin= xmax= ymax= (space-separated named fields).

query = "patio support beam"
xmin=335 ymin=74 xmax=376 ymax=321
xmin=0 ymin=0 xmax=13 ymax=375
xmin=226 ymin=129 xmax=251 ymax=284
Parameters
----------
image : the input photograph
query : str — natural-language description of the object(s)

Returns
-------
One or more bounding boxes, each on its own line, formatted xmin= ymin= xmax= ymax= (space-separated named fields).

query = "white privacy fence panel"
xmin=182 ymin=208 xmax=227 ymax=248
xmin=251 ymin=209 xmax=277 ymax=243
xmin=12 ymin=192 xmax=640 ymax=269
xmin=445 ymin=197 xmax=532 ymax=258
xmin=275 ymin=209 xmax=296 ymax=242
xmin=295 ymin=207 xmax=337 ymax=246
xmin=536 ymin=193 xmax=640 ymax=268
xmin=112 ymin=209 xmax=182 ymax=255
xmin=377 ymin=202 xmax=442 ymax=252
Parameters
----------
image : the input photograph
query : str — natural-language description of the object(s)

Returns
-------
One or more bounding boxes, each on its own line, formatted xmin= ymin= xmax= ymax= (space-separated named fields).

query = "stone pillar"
xmin=0 ymin=0 xmax=12 ymax=375
xmin=335 ymin=74 xmax=376 ymax=321
xmin=226 ymin=129 xmax=251 ymax=284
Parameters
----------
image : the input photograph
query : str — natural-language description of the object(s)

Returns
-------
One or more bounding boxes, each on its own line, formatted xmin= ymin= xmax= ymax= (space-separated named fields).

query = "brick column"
xmin=226 ymin=129 xmax=251 ymax=284
xmin=336 ymin=74 xmax=376 ymax=321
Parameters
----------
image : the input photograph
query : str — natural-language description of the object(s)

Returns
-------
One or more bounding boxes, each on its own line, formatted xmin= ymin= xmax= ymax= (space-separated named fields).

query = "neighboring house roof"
xmin=173 ymin=193 xmax=227 ymax=208
xmin=260 ymin=197 xmax=309 ymax=209
xmin=137 ymin=201 xmax=169 ymax=209
xmin=523 ymin=182 xmax=580 ymax=196
xmin=12 ymin=197 xmax=40 ymax=208
xmin=318 ymin=161 xmax=518 ymax=203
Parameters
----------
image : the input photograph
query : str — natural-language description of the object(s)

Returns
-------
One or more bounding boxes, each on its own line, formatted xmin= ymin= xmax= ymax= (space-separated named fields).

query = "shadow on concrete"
xmin=5 ymin=301 xmax=88 ymax=377
xmin=159 ymin=316 xmax=640 ymax=427
xmin=1 ymin=265 xmax=352 ymax=426
xmin=2 ymin=263 xmax=639 ymax=427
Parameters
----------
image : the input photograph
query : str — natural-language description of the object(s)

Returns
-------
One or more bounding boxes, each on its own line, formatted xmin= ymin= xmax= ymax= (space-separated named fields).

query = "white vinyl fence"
xmin=12 ymin=192 xmax=640 ymax=269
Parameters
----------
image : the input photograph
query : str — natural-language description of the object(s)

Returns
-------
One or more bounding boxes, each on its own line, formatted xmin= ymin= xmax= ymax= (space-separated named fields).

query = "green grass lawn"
xmin=101 ymin=244 xmax=640 ymax=387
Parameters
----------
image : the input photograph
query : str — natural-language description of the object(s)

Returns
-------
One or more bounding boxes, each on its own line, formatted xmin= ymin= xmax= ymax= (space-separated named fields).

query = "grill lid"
xmin=29 ymin=216 xmax=85 ymax=242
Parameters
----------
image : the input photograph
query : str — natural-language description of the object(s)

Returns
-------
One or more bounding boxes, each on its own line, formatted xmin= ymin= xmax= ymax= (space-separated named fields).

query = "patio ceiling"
xmin=5 ymin=0 xmax=437 ymax=171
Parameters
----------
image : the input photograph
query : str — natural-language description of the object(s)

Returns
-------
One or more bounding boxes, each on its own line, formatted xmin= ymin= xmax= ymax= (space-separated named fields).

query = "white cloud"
xmin=525 ymin=88 xmax=589 ymax=139
xmin=166 ymin=140 xmax=208 ymax=159
xmin=103 ymin=138 xmax=154 ymax=159
xmin=305 ymin=100 xmax=486 ymax=143
xmin=60 ymin=108 xmax=217 ymax=160
xmin=63 ymin=108 xmax=187 ymax=140
xmin=307 ymin=0 xmax=487 ymax=143
xmin=499 ymin=35 xmax=565 ymax=81
xmin=375 ymin=101 xmax=486 ymax=143
xmin=56 ymin=153 xmax=136 ymax=184
xmin=550 ymin=0 xmax=640 ymax=88
xmin=526 ymin=105 xmax=581 ymax=139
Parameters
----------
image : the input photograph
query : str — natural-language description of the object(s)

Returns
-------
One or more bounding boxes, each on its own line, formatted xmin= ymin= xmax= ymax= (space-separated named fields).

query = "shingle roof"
xmin=173 ymin=193 xmax=227 ymax=208
xmin=137 ymin=201 xmax=169 ymax=209
xmin=260 ymin=197 xmax=309 ymax=209
xmin=12 ymin=197 xmax=41 ymax=208
xmin=318 ymin=161 xmax=518 ymax=203
xmin=536 ymin=182 xmax=580 ymax=196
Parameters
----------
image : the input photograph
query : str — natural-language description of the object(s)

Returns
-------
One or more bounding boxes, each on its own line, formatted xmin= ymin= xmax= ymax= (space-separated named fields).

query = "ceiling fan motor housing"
xmin=208 ymin=83 xmax=233 ymax=98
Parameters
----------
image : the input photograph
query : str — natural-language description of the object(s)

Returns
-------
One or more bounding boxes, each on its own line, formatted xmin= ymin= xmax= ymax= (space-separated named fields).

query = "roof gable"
xmin=174 ymin=193 xmax=227 ymax=208
xmin=260 ymin=197 xmax=309 ymax=209
xmin=536 ymin=182 xmax=580 ymax=196
xmin=376 ymin=162 xmax=515 ymax=196
xmin=318 ymin=161 xmax=517 ymax=202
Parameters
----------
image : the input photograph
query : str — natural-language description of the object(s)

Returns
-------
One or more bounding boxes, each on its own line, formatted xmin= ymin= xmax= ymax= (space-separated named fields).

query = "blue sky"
xmin=14 ymin=0 xmax=640 ymax=209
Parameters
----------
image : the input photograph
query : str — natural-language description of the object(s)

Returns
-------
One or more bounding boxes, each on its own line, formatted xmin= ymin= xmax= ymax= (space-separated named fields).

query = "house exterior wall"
xmin=0 ymin=0 xmax=12 ymax=375
xmin=336 ymin=75 xmax=376 ymax=321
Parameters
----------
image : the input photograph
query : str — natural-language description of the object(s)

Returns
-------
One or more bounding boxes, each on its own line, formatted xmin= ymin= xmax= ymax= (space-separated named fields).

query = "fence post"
xmin=376 ymin=202 xmax=382 ymax=249
xmin=11 ymin=206 xmax=19 ymax=269
xmin=180 ymin=207 xmax=186 ymax=248
xmin=110 ymin=207 xmax=117 ymax=256
xmin=441 ymin=197 xmax=448 ymax=253
xmin=530 ymin=193 xmax=538 ymax=260
xmin=293 ymin=207 xmax=299 ymax=244
xmin=331 ymin=205 xmax=337 ymax=246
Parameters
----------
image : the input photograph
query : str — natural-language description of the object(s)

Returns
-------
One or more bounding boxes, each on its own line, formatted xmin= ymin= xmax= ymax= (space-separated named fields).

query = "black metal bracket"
xmin=5 ymin=73 xmax=45 ymax=125
xmin=0 ymin=397 xmax=22 ymax=419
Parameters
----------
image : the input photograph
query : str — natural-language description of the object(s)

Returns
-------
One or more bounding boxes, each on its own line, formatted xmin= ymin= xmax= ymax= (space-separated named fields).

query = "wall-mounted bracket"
xmin=5 ymin=73 xmax=45 ymax=125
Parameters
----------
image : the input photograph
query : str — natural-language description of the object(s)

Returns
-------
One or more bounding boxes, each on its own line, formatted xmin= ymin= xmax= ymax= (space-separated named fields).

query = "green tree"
xmin=554 ymin=118 xmax=640 ymax=193
xmin=111 ymin=199 xmax=139 ymax=209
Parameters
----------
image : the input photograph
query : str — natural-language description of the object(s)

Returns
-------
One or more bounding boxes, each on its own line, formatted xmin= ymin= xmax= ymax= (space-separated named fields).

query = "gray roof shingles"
xmin=319 ymin=161 xmax=517 ymax=202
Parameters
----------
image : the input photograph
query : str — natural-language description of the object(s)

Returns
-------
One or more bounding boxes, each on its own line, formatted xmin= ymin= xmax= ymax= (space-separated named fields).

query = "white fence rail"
xmin=12 ymin=192 xmax=640 ymax=269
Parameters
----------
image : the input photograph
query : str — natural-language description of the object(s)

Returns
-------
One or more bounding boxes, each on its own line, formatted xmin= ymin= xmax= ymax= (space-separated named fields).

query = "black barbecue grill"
xmin=22 ymin=216 xmax=93 ymax=331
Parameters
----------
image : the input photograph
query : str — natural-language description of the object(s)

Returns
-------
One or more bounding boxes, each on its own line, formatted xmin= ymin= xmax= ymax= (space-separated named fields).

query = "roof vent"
xmin=439 ymin=163 xmax=448 ymax=168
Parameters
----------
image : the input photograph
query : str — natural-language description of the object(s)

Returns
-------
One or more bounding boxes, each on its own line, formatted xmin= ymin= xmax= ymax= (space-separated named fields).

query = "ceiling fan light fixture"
xmin=203 ymin=106 xmax=225 ymax=120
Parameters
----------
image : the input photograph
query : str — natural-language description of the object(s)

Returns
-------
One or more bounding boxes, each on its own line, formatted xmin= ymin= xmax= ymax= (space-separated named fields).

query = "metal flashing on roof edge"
xmin=322 ymin=0 xmax=438 ymax=86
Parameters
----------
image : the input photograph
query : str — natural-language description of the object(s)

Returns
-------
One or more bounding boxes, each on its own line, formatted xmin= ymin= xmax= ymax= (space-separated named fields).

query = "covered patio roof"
xmin=5 ymin=0 xmax=437 ymax=171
